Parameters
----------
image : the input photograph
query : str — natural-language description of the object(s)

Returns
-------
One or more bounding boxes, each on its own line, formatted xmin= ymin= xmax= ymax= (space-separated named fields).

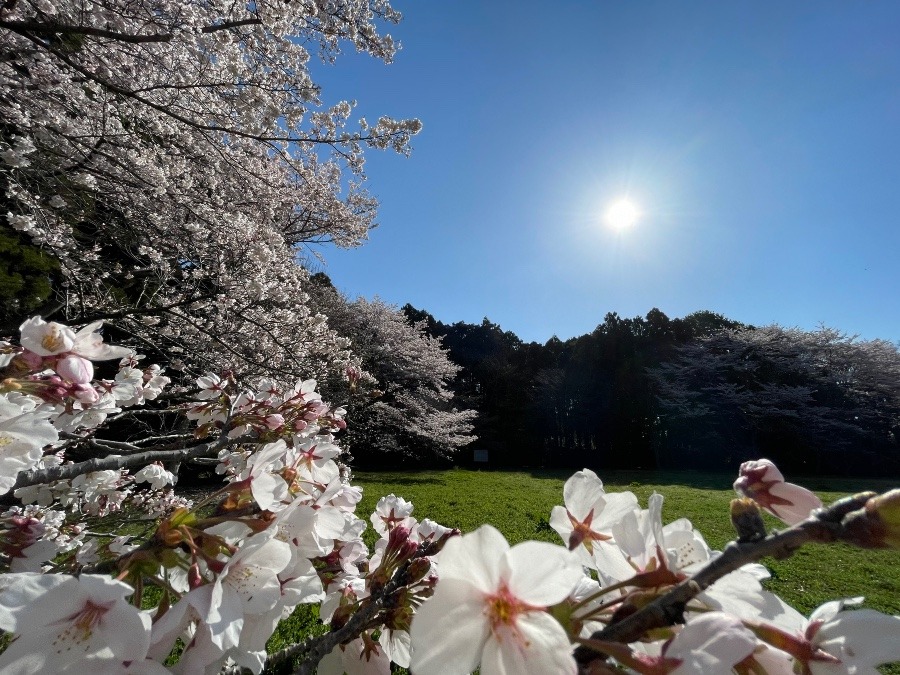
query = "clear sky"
xmin=311 ymin=1 xmax=900 ymax=345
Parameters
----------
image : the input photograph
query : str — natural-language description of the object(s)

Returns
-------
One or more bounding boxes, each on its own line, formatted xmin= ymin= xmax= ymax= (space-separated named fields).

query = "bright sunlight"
xmin=605 ymin=197 xmax=641 ymax=230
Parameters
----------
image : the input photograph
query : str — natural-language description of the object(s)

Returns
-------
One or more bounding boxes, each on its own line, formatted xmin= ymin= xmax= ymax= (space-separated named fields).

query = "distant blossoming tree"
xmin=651 ymin=325 xmax=900 ymax=473
xmin=310 ymin=276 xmax=476 ymax=461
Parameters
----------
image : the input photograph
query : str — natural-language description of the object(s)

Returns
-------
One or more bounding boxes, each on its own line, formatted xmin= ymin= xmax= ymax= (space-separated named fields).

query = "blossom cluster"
xmin=0 ymin=317 xmax=457 ymax=673
xmin=2 ymin=0 xmax=421 ymax=386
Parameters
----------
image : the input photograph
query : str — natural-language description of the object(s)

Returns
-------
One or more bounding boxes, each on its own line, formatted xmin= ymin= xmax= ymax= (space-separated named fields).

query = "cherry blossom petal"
xmin=667 ymin=612 xmax=758 ymax=675
xmin=814 ymin=608 xmax=900 ymax=673
xmin=503 ymin=541 xmax=583 ymax=607
xmin=769 ymin=481 xmax=823 ymax=525
xmin=408 ymin=578 xmax=489 ymax=675
xmin=434 ymin=524 xmax=506 ymax=593
xmin=562 ymin=469 xmax=606 ymax=520
xmin=71 ymin=321 xmax=133 ymax=361
xmin=480 ymin=610 xmax=576 ymax=675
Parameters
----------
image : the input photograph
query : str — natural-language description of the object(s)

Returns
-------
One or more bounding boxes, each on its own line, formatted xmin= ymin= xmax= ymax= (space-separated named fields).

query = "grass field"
xmin=267 ymin=467 xmax=900 ymax=671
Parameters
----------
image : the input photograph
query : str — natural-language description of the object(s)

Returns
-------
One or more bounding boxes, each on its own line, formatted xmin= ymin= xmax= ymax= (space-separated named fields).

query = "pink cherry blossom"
xmin=409 ymin=524 xmax=583 ymax=675
xmin=734 ymin=459 xmax=823 ymax=525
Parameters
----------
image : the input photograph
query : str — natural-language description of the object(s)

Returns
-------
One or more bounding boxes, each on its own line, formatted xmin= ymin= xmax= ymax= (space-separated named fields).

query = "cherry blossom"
xmin=134 ymin=464 xmax=176 ymax=491
xmin=663 ymin=612 xmax=758 ymax=674
xmin=734 ymin=458 xmax=823 ymax=525
xmin=319 ymin=635 xmax=391 ymax=675
xmin=209 ymin=532 xmax=293 ymax=621
xmin=0 ymin=573 xmax=151 ymax=673
xmin=549 ymin=468 xmax=638 ymax=563
xmin=0 ymin=394 xmax=58 ymax=494
xmin=371 ymin=493 xmax=415 ymax=537
xmin=409 ymin=524 xmax=583 ymax=675
xmin=748 ymin=597 xmax=900 ymax=674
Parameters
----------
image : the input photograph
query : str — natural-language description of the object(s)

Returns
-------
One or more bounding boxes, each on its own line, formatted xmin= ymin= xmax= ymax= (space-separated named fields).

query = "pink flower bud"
xmin=19 ymin=349 xmax=44 ymax=371
xmin=734 ymin=459 xmax=822 ymax=526
xmin=56 ymin=354 xmax=94 ymax=383
xmin=71 ymin=383 xmax=101 ymax=404
xmin=263 ymin=414 xmax=285 ymax=430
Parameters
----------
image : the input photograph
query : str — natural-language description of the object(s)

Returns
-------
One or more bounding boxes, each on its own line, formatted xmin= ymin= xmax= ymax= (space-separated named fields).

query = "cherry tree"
xmin=651 ymin=325 xmax=900 ymax=473
xmin=309 ymin=276 xmax=476 ymax=462
xmin=1 ymin=0 xmax=421 ymax=383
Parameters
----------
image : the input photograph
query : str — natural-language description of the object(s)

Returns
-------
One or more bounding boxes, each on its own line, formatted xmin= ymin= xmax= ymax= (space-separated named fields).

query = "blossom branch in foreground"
xmin=573 ymin=490 xmax=887 ymax=670
xmin=11 ymin=432 xmax=255 ymax=491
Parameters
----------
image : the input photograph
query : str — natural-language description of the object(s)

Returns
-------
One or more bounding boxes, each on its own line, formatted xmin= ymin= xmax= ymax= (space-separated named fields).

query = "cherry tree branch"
xmin=574 ymin=491 xmax=882 ymax=670
xmin=12 ymin=432 xmax=254 ymax=490
xmin=0 ymin=18 xmax=263 ymax=43
xmin=218 ymin=549 xmax=429 ymax=675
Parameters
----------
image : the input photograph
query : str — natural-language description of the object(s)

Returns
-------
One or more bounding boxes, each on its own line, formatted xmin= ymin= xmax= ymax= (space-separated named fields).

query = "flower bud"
xmin=71 ymin=383 xmax=101 ymax=404
xmin=56 ymin=354 xmax=94 ymax=384
xmin=263 ymin=414 xmax=285 ymax=430
xmin=734 ymin=458 xmax=822 ymax=525
xmin=18 ymin=349 xmax=44 ymax=371
xmin=731 ymin=497 xmax=767 ymax=543
xmin=188 ymin=563 xmax=204 ymax=589
xmin=841 ymin=489 xmax=900 ymax=549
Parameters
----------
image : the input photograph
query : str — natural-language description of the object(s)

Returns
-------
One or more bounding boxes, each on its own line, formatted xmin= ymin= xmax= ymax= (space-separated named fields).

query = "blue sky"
xmin=311 ymin=1 xmax=900 ymax=345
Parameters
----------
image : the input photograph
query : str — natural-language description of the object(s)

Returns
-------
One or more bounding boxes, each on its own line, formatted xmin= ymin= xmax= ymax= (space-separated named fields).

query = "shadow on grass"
xmin=518 ymin=468 xmax=900 ymax=494
xmin=354 ymin=472 xmax=446 ymax=486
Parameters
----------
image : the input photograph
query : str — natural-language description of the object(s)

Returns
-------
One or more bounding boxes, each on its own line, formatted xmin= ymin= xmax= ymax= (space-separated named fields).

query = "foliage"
xmin=407 ymin=305 xmax=900 ymax=475
xmin=651 ymin=326 xmax=900 ymax=473
xmin=0 ymin=221 xmax=59 ymax=325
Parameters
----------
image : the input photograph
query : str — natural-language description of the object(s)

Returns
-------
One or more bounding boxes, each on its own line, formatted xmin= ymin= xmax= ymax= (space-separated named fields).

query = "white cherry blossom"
xmin=409 ymin=525 xmax=583 ymax=675
xmin=0 ymin=394 xmax=58 ymax=494
xmin=549 ymin=468 xmax=638 ymax=564
xmin=0 ymin=573 xmax=151 ymax=673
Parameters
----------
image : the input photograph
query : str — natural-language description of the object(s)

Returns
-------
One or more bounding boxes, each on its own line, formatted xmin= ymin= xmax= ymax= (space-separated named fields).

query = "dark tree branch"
xmin=12 ymin=432 xmax=254 ymax=490
xmin=0 ymin=18 xmax=263 ymax=44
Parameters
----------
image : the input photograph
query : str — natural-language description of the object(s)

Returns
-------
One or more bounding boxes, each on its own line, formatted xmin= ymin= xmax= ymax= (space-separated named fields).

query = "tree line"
xmin=401 ymin=305 xmax=900 ymax=476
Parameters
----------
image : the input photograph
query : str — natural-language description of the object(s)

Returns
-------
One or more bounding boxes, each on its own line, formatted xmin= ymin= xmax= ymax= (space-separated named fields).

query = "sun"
xmin=605 ymin=198 xmax=641 ymax=230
